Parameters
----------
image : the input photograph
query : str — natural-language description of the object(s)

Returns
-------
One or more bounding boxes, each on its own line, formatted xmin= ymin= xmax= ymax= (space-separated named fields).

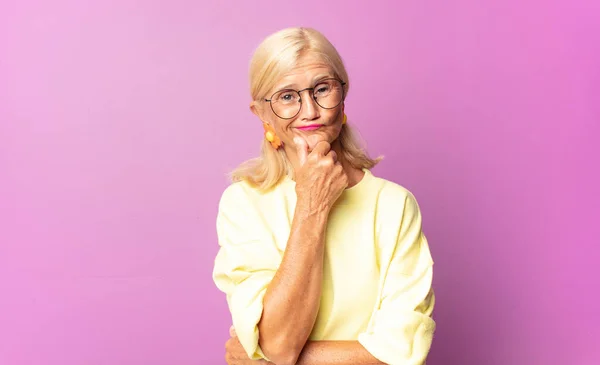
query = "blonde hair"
xmin=229 ymin=27 xmax=382 ymax=191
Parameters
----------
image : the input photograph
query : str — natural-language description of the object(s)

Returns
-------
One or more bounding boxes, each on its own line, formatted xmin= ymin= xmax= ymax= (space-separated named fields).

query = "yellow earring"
xmin=342 ymin=114 xmax=347 ymax=124
xmin=266 ymin=131 xmax=274 ymax=142
xmin=263 ymin=122 xmax=282 ymax=149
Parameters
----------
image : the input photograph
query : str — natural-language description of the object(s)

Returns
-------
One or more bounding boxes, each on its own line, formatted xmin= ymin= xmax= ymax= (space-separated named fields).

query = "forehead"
xmin=274 ymin=54 xmax=334 ymax=89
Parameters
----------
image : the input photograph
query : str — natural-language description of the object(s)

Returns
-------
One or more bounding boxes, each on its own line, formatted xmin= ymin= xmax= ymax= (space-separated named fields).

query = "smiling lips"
xmin=295 ymin=124 xmax=323 ymax=131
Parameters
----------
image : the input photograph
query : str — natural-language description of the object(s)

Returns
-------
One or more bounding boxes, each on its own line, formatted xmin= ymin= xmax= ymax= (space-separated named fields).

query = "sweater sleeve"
xmin=211 ymin=184 xmax=281 ymax=361
xmin=358 ymin=192 xmax=436 ymax=365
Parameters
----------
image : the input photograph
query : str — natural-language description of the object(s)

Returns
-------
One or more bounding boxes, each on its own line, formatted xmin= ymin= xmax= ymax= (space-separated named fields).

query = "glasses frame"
xmin=264 ymin=78 xmax=347 ymax=120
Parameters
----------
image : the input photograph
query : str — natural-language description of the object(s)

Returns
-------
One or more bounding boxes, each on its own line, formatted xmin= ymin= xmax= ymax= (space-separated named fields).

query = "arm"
xmin=227 ymin=327 xmax=383 ymax=365
xmin=256 ymin=203 xmax=329 ymax=365
xmin=295 ymin=341 xmax=385 ymax=365
xmin=356 ymin=192 xmax=436 ymax=365
xmin=258 ymin=140 xmax=347 ymax=365
xmin=213 ymin=184 xmax=281 ymax=361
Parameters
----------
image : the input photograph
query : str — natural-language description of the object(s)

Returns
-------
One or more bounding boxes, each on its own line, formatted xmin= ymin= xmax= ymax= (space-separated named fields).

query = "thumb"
xmin=293 ymin=136 xmax=308 ymax=167
xmin=229 ymin=325 xmax=236 ymax=337
xmin=304 ymin=134 xmax=323 ymax=151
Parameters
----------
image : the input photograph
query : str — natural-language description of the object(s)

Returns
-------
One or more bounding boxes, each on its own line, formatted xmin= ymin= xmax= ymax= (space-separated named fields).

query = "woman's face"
xmin=252 ymin=54 xmax=345 ymax=154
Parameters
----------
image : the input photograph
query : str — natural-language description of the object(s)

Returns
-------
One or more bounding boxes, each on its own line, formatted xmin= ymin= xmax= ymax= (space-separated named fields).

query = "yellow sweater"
xmin=212 ymin=169 xmax=436 ymax=365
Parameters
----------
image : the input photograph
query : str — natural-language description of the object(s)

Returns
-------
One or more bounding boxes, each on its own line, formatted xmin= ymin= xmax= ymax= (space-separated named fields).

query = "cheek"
xmin=273 ymin=120 xmax=293 ymax=136
xmin=266 ymin=110 xmax=291 ymax=131
xmin=328 ymin=107 xmax=344 ymax=124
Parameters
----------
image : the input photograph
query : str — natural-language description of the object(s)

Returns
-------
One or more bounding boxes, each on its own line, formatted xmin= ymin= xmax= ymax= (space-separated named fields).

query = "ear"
xmin=251 ymin=101 xmax=274 ymax=128
xmin=250 ymin=100 xmax=263 ymax=120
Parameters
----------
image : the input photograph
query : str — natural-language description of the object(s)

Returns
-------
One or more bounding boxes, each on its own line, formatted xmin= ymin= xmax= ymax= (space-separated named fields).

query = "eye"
xmin=314 ymin=82 xmax=332 ymax=96
xmin=276 ymin=91 xmax=297 ymax=103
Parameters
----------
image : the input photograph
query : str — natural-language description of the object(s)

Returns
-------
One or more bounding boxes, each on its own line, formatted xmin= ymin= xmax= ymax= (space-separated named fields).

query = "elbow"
xmin=259 ymin=337 xmax=303 ymax=365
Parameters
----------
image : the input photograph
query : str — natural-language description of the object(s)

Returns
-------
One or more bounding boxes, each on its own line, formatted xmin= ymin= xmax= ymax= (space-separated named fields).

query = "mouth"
xmin=295 ymin=124 xmax=323 ymax=131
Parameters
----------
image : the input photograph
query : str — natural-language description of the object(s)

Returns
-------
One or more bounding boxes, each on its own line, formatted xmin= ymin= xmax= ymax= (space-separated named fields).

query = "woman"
xmin=212 ymin=27 xmax=436 ymax=365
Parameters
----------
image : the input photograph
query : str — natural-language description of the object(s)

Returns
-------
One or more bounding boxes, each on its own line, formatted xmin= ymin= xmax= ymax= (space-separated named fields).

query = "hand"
xmin=225 ymin=326 xmax=273 ymax=365
xmin=293 ymin=136 xmax=348 ymax=214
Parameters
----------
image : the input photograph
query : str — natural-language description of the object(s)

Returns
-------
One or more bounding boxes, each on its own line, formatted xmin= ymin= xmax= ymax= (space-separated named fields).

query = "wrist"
xmin=295 ymin=197 xmax=330 ymax=224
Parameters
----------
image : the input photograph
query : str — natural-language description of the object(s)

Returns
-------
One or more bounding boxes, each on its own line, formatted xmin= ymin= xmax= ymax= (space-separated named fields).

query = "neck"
xmin=331 ymin=139 xmax=364 ymax=188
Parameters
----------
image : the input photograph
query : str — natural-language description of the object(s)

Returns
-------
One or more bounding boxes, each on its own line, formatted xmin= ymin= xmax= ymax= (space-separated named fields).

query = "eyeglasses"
xmin=264 ymin=78 xmax=346 ymax=119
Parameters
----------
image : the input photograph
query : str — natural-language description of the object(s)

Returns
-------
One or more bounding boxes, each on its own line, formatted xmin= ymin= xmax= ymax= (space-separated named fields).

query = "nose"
xmin=298 ymin=89 xmax=320 ymax=121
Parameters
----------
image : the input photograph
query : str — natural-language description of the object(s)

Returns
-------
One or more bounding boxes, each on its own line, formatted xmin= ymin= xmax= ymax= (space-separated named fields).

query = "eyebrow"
xmin=275 ymin=74 xmax=335 ymax=91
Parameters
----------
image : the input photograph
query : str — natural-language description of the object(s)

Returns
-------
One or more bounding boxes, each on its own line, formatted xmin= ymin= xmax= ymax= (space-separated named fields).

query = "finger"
xmin=311 ymin=141 xmax=331 ymax=157
xmin=327 ymin=150 xmax=338 ymax=163
xmin=293 ymin=136 xmax=308 ymax=167
xmin=229 ymin=325 xmax=236 ymax=337
xmin=304 ymin=133 xmax=324 ymax=151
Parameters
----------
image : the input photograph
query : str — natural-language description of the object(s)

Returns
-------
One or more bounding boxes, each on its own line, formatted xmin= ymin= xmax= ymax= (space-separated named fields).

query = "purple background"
xmin=1 ymin=1 xmax=598 ymax=364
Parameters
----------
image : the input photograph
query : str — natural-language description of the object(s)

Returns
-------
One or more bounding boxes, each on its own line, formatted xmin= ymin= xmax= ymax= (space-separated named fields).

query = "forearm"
xmin=296 ymin=341 xmax=384 ymax=365
xmin=258 ymin=204 xmax=329 ymax=364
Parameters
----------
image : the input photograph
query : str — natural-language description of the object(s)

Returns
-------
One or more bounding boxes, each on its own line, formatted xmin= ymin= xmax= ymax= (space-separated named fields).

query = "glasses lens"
xmin=314 ymin=79 xmax=343 ymax=109
xmin=271 ymin=90 xmax=301 ymax=119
